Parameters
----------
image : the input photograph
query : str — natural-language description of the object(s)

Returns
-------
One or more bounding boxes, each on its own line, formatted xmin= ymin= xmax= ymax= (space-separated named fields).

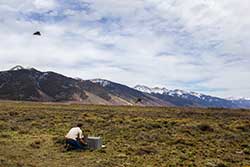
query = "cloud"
xmin=0 ymin=0 xmax=250 ymax=98
xmin=33 ymin=0 xmax=57 ymax=10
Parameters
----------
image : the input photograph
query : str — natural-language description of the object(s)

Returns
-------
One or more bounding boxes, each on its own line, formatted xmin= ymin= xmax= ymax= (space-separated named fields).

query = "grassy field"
xmin=1 ymin=102 xmax=250 ymax=167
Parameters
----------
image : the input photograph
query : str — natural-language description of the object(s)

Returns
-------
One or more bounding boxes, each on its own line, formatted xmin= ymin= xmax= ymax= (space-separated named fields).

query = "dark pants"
xmin=66 ymin=139 xmax=86 ymax=150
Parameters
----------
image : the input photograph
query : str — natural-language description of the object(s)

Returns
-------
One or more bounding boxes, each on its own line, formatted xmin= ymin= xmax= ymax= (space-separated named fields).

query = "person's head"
xmin=77 ymin=123 xmax=83 ymax=128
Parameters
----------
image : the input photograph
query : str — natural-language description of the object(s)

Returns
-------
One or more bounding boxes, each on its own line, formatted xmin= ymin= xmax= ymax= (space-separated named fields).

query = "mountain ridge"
xmin=0 ymin=67 xmax=169 ymax=106
xmin=134 ymin=85 xmax=250 ymax=109
xmin=0 ymin=66 xmax=249 ymax=108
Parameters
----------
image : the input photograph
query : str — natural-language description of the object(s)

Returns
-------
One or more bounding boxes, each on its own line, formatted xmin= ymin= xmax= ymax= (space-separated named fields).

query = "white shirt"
xmin=65 ymin=127 xmax=83 ymax=140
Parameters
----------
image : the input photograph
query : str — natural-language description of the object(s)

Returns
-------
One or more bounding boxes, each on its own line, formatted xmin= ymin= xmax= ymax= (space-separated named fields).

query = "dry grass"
xmin=0 ymin=101 xmax=250 ymax=167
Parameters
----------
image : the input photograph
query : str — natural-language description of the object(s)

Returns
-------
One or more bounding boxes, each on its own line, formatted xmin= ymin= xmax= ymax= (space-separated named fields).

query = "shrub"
xmin=236 ymin=124 xmax=250 ymax=132
xmin=197 ymin=124 xmax=214 ymax=132
xmin=243 ymin=148 xmax=250 ymax=155
xmin=53 ymin=136 xmax=65 ymax=145
xmin=136 ymin=147 xmax=158 ymax=156
xmin=216 ymin=163 xmax=227 ymax=167
xmin=30 ymin=140 xmax=42 ymax=149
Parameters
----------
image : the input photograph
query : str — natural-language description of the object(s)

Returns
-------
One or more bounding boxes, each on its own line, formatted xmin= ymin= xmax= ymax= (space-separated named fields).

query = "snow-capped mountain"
xmin=135 ymin=85 xmax=203 ymax=99
xmin=227 ymin=97 xmax=250 ymax=101
xmin=134 ymin=85 xmax=169 ymax=94
xmin=90 ymin=79 xmax=171 ymax=106
xmin=1 ymin=66 xmax=250 ymax=108
xmin=227 ymin=97 xmax=250 ymax=108
xmin=134 ymin=85 xmax=244 ymax=108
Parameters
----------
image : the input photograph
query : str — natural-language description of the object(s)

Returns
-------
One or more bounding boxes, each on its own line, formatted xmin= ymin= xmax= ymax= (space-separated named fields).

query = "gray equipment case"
xmin=87 ymin=136 xmax=102 ymax=150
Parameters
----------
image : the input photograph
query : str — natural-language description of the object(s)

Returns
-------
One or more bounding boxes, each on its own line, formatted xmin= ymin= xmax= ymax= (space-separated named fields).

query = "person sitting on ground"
xmin=65 ymin=123 xmax=87 ymax=150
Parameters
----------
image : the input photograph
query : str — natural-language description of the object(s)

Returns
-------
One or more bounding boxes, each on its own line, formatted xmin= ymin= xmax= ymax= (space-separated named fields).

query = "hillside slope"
xmin=0 ymin=67 xmax=168 ymax=106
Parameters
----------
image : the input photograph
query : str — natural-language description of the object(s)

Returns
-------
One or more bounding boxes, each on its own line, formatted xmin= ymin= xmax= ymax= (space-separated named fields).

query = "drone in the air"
xmin=33 ymin=31 xmax=41 ymax=36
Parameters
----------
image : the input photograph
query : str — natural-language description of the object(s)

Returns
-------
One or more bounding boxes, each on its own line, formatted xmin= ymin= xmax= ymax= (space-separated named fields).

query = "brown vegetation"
xmin=0 ymin=101 xmax=250 ymax=166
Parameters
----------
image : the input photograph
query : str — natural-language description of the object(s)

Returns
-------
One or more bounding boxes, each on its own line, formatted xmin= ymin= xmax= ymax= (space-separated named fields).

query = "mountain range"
xmin=0 ymin=66 xmax=249 ymax=109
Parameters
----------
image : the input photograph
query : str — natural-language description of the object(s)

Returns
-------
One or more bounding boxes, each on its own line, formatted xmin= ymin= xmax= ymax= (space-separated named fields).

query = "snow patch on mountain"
xmin=91 ymin=79 xmax=111 ymax=87
xmin=39 ymin=72 xmax=49 ymax=80
xmin=227 ymin=97 xmax=250 ymax=101
xmin=134 ymin=85 xmax=168 ymax=94
xmin=134 ymin=85 xmax=203 ymax=99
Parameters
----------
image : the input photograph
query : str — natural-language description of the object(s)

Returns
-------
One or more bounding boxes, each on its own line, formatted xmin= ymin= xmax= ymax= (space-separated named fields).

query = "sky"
xmin=0 ymin=0 xmax=250 ymax=98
